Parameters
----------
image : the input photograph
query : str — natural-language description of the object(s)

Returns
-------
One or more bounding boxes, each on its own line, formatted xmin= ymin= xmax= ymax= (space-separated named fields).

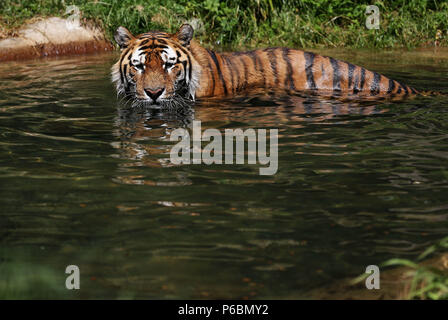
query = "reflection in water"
xmin=111 ymin=107 xmax=194 ymax=185
xmin=111 ymin=94 xmax=386 ymax=177
xmin=1 ymin=51 xmax=448 ymax=299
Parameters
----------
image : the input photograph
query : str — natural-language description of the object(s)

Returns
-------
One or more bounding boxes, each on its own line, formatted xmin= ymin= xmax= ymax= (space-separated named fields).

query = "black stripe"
xmin=398 ymin=82 xmax=409 ymax=94
xmin=396 ymin=85 xmax=402 ymax=94
xmin=223 ymin=56 xmax=235 ymax=93
xmin=304 ymin=51 xmax=316 ymax=90
xmin=267 ymin=49 xmax=278 ymax=86
xmin=347 ymin=63 xmax=355 ymax=89
xmin=174 ymin=45 xmax=193 ymax=84
xmin=360 ymin=68 xmax=366 ymax=91
xmin=122 ymin=64 xmax=128 ymax=90
xmin=410 ymin=87 xmax=418 ymax=94
xmin=247 ymin=51 xmax=260 ymax=88
xmin=208 ymin=58 xmax=216 ymax=95
xmin=247 ymin=51 xmax=258 ymax=70
xmin=227 ymin=56 xmax=240 ymax=91
xmin=151 ymin=44 xmax=169 ymax=49
xmin=240 ymin=56 xmax=249 ymax=90
xmin=282 ymin=48 xmax=295 ymax=91
xmin=208 ymin=49 xmax=228 ymax=95
xmin=186 ymin=53 xmax=192 ymax=84
xmin=247 ymin=51 xmax=266 ymax=88
xmin=119 ymin=48 xmax=131 ymax=88
xmin=137 ymin=44 xmax=169 ymax=50
xmin=387 ymin=79 xmax=395 ymax=94
xmin=370 ymin=72 xmax=381 ymax=95
xmin=258 ymin=53 xmax=266 ymax=88
xmin=353 ymin=74 xmax=360 ymax=94
xmin=329 ymin=57 xmax=341 ymax=92
xmin=119 ymin=63 xmax=125 ymax=87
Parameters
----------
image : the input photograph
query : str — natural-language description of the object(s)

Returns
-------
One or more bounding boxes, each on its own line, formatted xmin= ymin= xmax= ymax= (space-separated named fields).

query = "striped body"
xmin=194 ymin=47 xmax=417 ymax=98
xmin=111 ymin=24 xmax=417 ymax=109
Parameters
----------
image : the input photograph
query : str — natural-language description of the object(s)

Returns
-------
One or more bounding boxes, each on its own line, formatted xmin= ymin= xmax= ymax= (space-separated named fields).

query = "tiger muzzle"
xmin=144 ymin=87 xmax=165 ymax=102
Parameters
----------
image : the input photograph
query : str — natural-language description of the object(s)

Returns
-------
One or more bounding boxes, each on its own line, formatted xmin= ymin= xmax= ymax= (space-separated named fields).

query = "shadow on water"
xmin=1 ymin=50 xmax=448 ymax=299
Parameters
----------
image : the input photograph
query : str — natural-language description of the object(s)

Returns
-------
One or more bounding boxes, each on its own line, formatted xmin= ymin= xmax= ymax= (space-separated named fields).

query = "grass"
xmin=382 ymin=237 xmax=448 ymax=300
xmin=352 ymin=236 xmax=448 ymax=300
xmin=0 ymin=0 xmax=447 ymax=49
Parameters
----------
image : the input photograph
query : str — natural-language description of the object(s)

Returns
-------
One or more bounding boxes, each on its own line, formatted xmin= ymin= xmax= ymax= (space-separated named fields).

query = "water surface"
xmin=1 ymin=49 xmax=448 ymax=299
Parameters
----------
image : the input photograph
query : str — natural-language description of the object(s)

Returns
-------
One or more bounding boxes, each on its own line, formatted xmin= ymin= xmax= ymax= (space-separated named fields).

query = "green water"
xmin=1 ymin=49 xmax=448 ymax=299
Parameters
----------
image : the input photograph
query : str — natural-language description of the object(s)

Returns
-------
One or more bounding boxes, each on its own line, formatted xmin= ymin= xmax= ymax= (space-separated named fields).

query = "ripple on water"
xmin=1 ymin=50 xmax=448 ymax=298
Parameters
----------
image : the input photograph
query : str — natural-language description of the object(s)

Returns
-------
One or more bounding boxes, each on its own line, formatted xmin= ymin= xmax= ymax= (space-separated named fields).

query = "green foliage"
xmin=0 ymin=0 xmax=447 ymax=48
xmin=382 ymin=237 xmax=448 ymax=300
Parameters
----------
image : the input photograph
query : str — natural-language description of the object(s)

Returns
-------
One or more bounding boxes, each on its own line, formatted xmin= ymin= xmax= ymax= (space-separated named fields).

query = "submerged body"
xmin=111 ymin=24 xmax=417 ymax=107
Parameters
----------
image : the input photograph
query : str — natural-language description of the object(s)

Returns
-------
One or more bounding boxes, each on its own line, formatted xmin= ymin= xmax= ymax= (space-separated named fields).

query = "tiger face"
xmin=111 ymin=24 xmax=200 ymax=108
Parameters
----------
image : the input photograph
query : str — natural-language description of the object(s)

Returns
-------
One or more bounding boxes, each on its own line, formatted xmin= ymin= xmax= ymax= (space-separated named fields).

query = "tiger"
xmin=111 ymin=23 xmax=419 ymax=109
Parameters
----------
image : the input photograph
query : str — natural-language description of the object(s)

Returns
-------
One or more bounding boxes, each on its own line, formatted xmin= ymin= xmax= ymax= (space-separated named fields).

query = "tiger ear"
xmin=176 ymin=24 xmax=194 ymax=46
xmin=114 ymin=26 xmax=134 ymax=49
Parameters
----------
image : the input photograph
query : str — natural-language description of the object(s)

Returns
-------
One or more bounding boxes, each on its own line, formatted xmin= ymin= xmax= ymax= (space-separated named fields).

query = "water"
xmin=0 ymin=49 xmax=448 ymax=299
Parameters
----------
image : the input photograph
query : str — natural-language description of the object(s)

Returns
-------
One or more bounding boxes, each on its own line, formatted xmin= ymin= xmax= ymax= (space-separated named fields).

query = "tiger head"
xmin=111 ymin=24 xmax=200 ymax=108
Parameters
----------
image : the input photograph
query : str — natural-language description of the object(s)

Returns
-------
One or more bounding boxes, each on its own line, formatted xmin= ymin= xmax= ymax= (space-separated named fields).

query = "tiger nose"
xmin=144 ymin=87 xmax=165 ymax=101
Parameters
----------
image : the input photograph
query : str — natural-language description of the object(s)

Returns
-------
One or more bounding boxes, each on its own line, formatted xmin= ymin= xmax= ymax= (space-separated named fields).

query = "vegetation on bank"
xmin=0 ymin=0 xmax=447 ymax=49
xmin=382 ymin=236 xmax=448 ymax=300
xmin=352 ymin=236 xmax=448 ymax=300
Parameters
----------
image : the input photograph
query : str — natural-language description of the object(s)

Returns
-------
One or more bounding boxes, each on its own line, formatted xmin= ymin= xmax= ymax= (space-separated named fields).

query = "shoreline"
xmin=1 ymin=15 xmax=446 ymax=64
xmin=0 ymin=17 xmax=114 ymax=62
